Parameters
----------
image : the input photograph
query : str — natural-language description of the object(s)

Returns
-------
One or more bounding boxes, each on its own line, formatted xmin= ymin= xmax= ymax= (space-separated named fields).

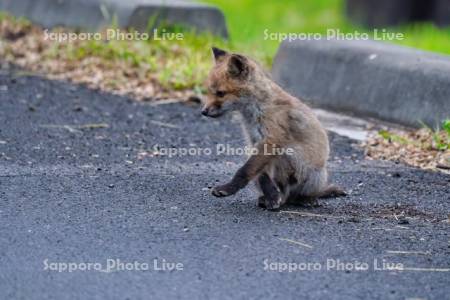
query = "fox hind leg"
xmin=257 ymin=196 xmax=266 ymax=208
xmin=257 ymin=173 xmax=283 ymax=211
xmin=286 ymin=186 xmax=320 ymax=207
xmin=287 ymin=182 xmax=346 ymax=206
xmin=286 ymin=168 xmax=327 ymax=206
xmin=318 ymin=184 xmax=347 ymax=198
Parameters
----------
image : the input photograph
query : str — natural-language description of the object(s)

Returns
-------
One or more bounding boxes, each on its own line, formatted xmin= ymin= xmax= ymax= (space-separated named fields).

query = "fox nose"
xmin=201 ymin=108 xmax=209 ymax=116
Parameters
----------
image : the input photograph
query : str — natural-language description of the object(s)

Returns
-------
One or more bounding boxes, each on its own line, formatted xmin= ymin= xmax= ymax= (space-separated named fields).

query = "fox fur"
xmin=201 ymin=47 xmax=345 ymax=210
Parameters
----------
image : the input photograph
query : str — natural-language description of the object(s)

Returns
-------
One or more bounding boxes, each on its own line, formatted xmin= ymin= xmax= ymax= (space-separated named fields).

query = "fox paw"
xmin=300 ymin=197 xmax=320 ymax=208
xmin=257 ymin=196 xmax=266 ymax=208
xmin=265 ymin=196 xmax=282 ymax=211
xmin=319 ymin=185 xmax=347 ymax=199
xmin=211 ymin=183 xmax=238 ymax=197
xmin=333 ymin=189 xmax=347 ymax=197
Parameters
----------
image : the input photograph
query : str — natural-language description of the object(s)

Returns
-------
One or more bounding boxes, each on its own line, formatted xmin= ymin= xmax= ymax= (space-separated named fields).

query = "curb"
xmin=272 ymin=39 xmax=450 ymax=128
xmin=0 ymin=0 xmax=228 ymax=38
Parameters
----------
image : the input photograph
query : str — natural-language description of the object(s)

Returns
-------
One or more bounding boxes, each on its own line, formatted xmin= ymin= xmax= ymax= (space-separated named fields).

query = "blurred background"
xmin=0 ymin=0 xmax=449 ymax=100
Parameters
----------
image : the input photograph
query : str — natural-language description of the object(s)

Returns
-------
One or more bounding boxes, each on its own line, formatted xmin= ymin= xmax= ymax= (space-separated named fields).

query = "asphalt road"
xmin=0 ymin=67 xmax=449 ymax=299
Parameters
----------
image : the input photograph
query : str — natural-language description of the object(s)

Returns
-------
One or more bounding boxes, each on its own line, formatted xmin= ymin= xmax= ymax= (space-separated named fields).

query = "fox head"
xmin=201 ymin=47 xmax=254 ymax=118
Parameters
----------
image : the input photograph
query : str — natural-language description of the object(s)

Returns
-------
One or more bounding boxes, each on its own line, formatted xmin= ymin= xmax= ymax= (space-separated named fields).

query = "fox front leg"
xmin=211 ymin=170 xmax=247 ymax=197
xmin=212 ymin=143 xmax=274 ymax=198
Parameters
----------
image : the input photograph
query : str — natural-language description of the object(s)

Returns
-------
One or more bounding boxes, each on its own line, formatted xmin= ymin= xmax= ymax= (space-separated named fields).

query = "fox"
xmin=201 ymin=47 xmax=346 ymax=211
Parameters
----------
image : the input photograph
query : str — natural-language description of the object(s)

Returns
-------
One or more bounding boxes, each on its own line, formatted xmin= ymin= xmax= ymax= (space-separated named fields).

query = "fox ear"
xmin=212 ymin=47 xmax=228 ymax=61
xmin=228 ymin=54 xmax=249 ymax=79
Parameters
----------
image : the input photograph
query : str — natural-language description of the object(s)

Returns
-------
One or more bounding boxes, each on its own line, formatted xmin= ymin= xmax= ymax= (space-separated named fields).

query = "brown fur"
xmin=202 ymin=47 xmax=345 ymax=210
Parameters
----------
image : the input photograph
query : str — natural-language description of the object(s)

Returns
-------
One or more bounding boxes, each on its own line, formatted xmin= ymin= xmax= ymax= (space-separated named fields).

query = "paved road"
xmin=0 ymin=67 xmax=449 ymax=299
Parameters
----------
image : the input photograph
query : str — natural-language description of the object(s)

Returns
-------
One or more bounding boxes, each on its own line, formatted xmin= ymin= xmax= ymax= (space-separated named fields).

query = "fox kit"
xmin=202 ymin=47 xmax=345 ymax=211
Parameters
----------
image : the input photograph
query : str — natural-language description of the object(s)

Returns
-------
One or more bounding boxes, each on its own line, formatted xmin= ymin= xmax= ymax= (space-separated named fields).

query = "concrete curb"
xmin=272 ymin=39 xmax=450 ymax=128
xmin=0 ymin=0 xmax=228 ymax=38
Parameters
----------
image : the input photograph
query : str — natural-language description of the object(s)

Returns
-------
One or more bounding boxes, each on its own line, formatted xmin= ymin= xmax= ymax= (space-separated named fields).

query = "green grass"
xmin=204 ymin=0 xmax=450 ymax=61
xmin=205 ymin=0 xmax=347 ymax=58
xmin=394 ymin=23 xmax=450 ymax=55
xmin=378 ymin=130 xmax=412 ymax=146
xmin=0 ymin=11 xmax=230 ymax=92
xmin=422 ymin=119 xmax=450 ymax=151
xmin=379 ymin=119 xmax=450 ymax=151
xmin=60 ymin=30 xmax=229 ymax=90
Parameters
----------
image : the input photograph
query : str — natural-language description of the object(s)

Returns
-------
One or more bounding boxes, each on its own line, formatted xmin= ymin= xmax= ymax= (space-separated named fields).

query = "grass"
xmin=423 ymin=119 xmax=450 ymax=151
xmin=378 ymin=130 xmax=412 ymax=146
xmin=0 ymin=12 xmax=230 ymax=97
xmin=50 ymin=24 xmax=233 ymax=91
xmin=378 ymin=119 xmax=450 ymax=151
xmin=365 ymin=119 xmax=450 ymax=172
xmin=60 ymin=30 xmax=227 ymax=90
xmin=204 ymin=0 xmax=348 ymax=59
xmin=204 ymin=0 xmax=450 ymax=60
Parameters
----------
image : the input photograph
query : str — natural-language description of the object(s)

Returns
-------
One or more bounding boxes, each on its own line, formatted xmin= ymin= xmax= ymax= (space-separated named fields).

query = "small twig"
xmin=149 ymin=99 xmax=186 ymax=106
xmin=436 ymin=163 xmax=450 ymax=170
xmin=372 ymin=225 xmax=411 ymax=231
xmin=40 ymin=123 xmax=108 ymax=133
xmin=372 ymin=227 xmax=395 ymax=231
xmin=77 ymin=123 xmax=109 ymax=129
xmin=386 ymin=250 xmax=431 ymax=255
xmin=40 ymin=124 xmax=80 ymax=133
xmin=395 ymin=225 xmax=410 ymax=229
xmin=401 ymin=267 xmax=450 ymax=272
xmin=149 ymin=120 xmax=180 ymax=129
xmin=280 ymin=210 xmax=341 ymax=219
xmin=278 ymin=238 xmax=313 ymax=249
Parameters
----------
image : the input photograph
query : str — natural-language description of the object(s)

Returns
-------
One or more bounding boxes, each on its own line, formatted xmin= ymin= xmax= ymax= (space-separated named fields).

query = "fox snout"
xmin=201 ymin=104 xmax=223 ymax=118
xmin=202 ymin=47 xmax=252 ymax=119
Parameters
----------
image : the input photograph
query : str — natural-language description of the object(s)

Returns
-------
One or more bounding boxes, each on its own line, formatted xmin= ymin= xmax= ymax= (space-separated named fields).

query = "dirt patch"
xmin=362 ymin=127 xmax=450 ymax=174
xmin=0 ymin=14 xmax=211 ymax=101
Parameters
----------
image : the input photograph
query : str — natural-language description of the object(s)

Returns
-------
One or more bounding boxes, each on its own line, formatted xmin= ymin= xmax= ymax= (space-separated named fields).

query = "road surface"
xmin=0 ymin=67 xmax=449 ymax=299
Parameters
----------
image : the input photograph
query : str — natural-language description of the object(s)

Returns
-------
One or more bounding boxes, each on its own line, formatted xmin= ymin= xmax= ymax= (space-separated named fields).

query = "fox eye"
xmin=215 ymin=90 xmax=226 ymax=98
